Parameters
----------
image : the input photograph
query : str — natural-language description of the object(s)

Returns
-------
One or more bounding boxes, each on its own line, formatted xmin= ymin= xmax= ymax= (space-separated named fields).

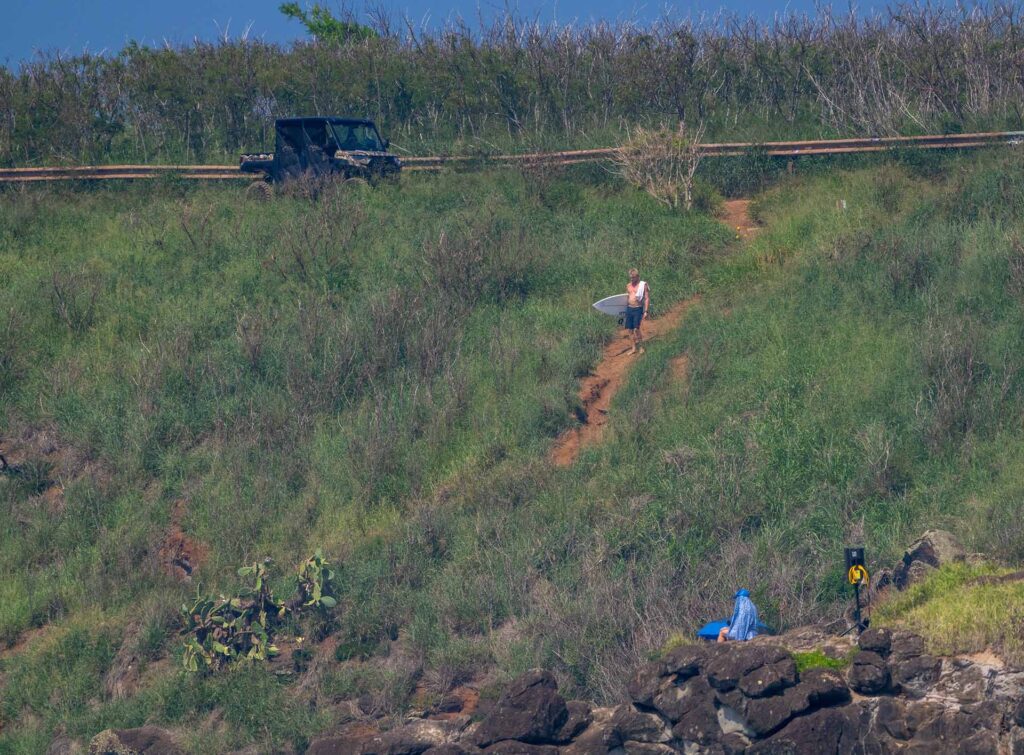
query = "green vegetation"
xmin=3 ymin=148 xmax=1024 ymax=749
xmin=3 ymin=3 xmax=1024 ymax=164
xmin=874 ymin=563 xmax=1024 ymax=665
xmin=792 ymin=650 xmax=851 ymax=674
xmin=279 ymin=3 xmax=378 ymax=45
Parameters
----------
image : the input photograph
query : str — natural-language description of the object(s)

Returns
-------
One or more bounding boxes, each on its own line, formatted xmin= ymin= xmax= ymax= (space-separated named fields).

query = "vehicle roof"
xmin=276 ymin=117 xmax=377 ymax=127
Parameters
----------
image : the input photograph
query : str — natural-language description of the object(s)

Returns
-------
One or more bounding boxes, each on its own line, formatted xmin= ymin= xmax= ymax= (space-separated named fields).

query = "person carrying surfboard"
xmin=625 ymin=268 xmax=649 ymax=355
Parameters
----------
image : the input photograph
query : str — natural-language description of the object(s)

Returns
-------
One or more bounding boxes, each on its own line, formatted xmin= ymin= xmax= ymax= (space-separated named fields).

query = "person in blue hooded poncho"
xmin=717 ymin=589 xmax=759 ymax=642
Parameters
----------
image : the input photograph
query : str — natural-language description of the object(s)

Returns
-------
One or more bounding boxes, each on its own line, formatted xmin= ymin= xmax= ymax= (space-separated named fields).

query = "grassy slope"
xmin=3 ymin=152 xmax=1024 ymax=751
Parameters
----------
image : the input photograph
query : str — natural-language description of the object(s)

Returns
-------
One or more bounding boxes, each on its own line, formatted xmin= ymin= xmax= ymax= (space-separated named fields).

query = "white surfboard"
xmin=592 ymin=293 xmax=630 ymax=317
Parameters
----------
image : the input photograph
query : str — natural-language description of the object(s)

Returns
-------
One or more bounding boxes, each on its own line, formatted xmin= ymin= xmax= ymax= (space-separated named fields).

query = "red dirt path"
xmin=549 ymin=200 xmax=754 ymax=467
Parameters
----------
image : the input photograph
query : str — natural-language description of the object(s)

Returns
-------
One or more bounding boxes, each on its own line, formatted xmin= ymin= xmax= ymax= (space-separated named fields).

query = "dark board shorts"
xmin=625 ymin=306 xmax=644 ymax=330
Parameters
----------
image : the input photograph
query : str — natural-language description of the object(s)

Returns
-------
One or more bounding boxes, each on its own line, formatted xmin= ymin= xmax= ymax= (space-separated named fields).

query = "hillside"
xmin=3 ymin=150 xmax=1024 ymax=751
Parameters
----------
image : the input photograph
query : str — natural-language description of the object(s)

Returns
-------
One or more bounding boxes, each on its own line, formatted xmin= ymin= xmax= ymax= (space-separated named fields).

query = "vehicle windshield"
xmin=330 ymin=122 xmax=384 ymax=151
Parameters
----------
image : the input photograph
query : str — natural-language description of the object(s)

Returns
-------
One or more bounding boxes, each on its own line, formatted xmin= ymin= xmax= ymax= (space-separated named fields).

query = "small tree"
xmin=613 ymin=122 xmax=707 ymax=211
xmin=279 ymin=3 xmax=377 ymax=45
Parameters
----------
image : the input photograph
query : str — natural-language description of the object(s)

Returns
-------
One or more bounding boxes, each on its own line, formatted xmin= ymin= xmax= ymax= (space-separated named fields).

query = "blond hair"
xmin=628 ymin=268 xmax=639 ymax=277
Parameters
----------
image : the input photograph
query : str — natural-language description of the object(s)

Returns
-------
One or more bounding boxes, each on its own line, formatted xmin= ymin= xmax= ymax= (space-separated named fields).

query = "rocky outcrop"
xmin=88 ymin=727 xmax=182 ymax=755
xmin=305 ymin=634 xmax=1024 ymax=754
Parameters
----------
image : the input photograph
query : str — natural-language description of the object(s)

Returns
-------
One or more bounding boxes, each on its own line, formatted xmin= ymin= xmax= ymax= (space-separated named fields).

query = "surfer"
xmin=625 ymin=268 xmax=649 ymax=355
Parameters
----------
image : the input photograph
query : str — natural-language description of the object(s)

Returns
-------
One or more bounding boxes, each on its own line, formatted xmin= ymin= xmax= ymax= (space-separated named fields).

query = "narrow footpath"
xmin=549 ymin=200 xmax=757 ymax=467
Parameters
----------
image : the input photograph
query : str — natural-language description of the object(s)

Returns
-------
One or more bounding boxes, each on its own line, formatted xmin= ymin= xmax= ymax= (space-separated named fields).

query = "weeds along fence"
xmin=3 ymin=2 xmax=1024 ymax=166
xmin=1 ymin=132 xmax=1020 ymax=185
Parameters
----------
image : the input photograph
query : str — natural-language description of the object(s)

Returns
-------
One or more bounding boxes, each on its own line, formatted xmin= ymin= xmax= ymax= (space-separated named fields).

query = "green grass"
xmin=792 ymin=650 xmax=851 ymax=674
xmin=4 ymin=150 xmax=1024 ymax=749
xmin=873 ymin=563 xmax=1024 ymax=664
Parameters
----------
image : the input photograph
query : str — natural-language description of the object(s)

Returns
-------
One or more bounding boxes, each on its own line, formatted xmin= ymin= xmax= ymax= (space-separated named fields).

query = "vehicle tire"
xmin=245 ymin=181 xmax=273 ymax=201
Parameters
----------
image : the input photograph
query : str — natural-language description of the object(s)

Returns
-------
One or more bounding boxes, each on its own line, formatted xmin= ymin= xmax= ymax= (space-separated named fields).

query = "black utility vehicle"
xmin=240 ymin=117 xmax=401 ymax=184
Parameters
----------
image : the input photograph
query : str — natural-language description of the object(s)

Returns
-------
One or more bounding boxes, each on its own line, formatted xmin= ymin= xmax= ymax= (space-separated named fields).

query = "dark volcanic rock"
xmin=89 ymin=727 xmax=183 ymax=755
xmin=609 ymin=705 xmax=670 ymax=744
xmin=738 ymin=657 xmax=797 ymax=698
xmin=360 ymin=720 xmax=463 ymax=755
xmin=747 ymin=704 xmax=871 ymax=754
xmin=481 ymin=743 xmax=558 ymax=755
xmin=552 ymin=701 xmax=591 ymax=744
xmin=847 ymin=650 xmax=890 ymax=695
xmin=471 ymin=670 xmax=568 ymax=747
xmin=891 ymin=653 xmax=941 ymax=697
xmin=653 ymin=674 xmax=715 ymax=723
xmin=893 ymin=530 xmax=966 ymax=589
xmin=660 ymin=644 xmax=706 ymax=679
xmin=800 ymin=667 xmax=851 ymax=707
xmin=558 ymin=708 xmax=622 ymax=754
xmin=705 ymin=644 xmax=790 ymax=692
xmin=858 ymin=627 xmax=892 ymax=656
xmin=670 ymin=682 xmax=720 ymax=746
xmin=423 ymin=746 xmax=483 ymax=755
xmin=627 ymin=661 xmax=668 ymax=708
xmin=307 ymin=735 xmax=369 ymax=755
xmin=876 ymin=697 xmax=913 ymax=740
xmin=742 ymin=684 xmax=813 ymax=737
xmin=620 ymin=744 xmax=676 ymax=754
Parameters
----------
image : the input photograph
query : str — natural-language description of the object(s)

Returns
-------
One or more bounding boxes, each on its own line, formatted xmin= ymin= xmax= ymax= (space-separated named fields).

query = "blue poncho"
xmin=726 ymin=589 xmax=759 ymax=641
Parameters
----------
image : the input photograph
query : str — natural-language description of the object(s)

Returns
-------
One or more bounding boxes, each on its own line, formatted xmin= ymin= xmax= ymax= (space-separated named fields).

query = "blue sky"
xmin=2 ymin=0 xmax=882 ymax=69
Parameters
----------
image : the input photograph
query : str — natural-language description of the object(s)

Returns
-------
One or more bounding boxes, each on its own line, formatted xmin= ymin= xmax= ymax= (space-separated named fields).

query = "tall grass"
xmin=4 ymin=150 xmax=1024 ymax=749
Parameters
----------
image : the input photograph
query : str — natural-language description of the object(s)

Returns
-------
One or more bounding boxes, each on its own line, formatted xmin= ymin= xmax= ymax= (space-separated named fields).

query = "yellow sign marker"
xmin=848 ymin=565 xmax=869 ymax=585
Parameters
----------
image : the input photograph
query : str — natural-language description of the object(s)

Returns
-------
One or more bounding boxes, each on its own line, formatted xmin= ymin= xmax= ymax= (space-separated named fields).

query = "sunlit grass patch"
xmin=873 ymin=563 xmax=1024 ymax=664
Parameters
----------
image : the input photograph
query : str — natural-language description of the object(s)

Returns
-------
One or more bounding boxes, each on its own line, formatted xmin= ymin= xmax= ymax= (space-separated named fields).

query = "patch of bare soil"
xmin=721 ymin=198 xmax=760 ymax=240
xmin=669 ymin=353 xmax=690 ymax=383
xmin=158 ymin=499 xmax=207 ymax=582
xmin=550 ymin=296 xmax=701 ymax=467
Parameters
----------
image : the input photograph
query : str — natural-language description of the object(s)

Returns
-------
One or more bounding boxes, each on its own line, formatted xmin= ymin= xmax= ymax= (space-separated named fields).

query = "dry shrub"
xmin=421 ymin=215 xmax=538 ymax=307
xmin=612 ymin=122 xmax=706 ymax=211
xmin=264 ymin=187 xmax=366 ymax=285
xmin=918 ymin=317 xmax=986 ymax=450
xmin=50 ymin=266 xmax=101 ymax=333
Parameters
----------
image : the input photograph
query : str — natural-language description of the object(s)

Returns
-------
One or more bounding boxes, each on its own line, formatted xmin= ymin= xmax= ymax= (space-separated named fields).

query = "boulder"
xmin=737 ymin=658 xmax=797 ymax=698
xmin=669 ymin=681 xmax=720 ymax=746
xmin=307 ymin=737 xmax=368 ymax=755
xmin=482 ymin=743 xmax=558 ymax=755
xmin=626 ymin=662 xmax=668 ymax=708
xmin=609 ymin=705 xmax=670 ymax=744
xmin=891 ymin=653 xmax=941 ymax=697
xmin=847 ymin=650 xmax=890 ymax=695
xmin=704 ymin=645 xmax=790 ymax=693
xmin=360 ymin=720 xmax=464 ymax=755
xmin=857 ymin=627 xmax=892 ymax=656
xmin=552 ymin=701 xmax=592 ymax=744
xmin=652 ymin=675 xmax=715 ymax=723
xmin=876 ymin=698 xmax=913 ymax=740
xmin=893 ymin=530 xmax=966 ymax=589
xmin=747 ymin=704 xmax=871 ymax=754
xmin=423 ymin=746 xmax=483 ymax=755
xmin=742 ymin=684 xmax=813 ymax=737
xmin=621 ymin=744 xmax=676 ymax=754
xmin=799 ymin=668 xmax=851 ymax=707
xmin=471 ymin=670 xmax=568 ymax=747
xmin=660 ymin=644 xmax=705 ymax=679
xmin=557 ymin=707 xmax=622 ymax=754
xmin=89 ymin=728 xmax=182 ymax=755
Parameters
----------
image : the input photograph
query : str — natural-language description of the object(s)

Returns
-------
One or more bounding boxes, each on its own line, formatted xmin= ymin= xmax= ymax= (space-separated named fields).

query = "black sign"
xmin=844 ymin=547 xmax=865 ymax=569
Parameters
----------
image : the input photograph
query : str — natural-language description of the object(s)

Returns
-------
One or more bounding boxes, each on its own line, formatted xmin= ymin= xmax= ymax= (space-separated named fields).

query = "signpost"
xmin=844 ymin=547 xmax=869 ymax=635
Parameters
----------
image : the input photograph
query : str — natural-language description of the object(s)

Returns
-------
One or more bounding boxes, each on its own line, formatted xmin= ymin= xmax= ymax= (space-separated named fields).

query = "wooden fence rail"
xmin=1 ymin=131 xmax=1020 ymax=183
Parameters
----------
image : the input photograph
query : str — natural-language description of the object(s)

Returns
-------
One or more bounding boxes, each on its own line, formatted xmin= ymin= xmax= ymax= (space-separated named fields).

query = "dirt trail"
xmin=550 ymin=296 xmax=700 ymax=467
xmin=549 ymin=200 xmax=755 ymax=467
xmin=721 ymin=198 xmax=760 ymax=240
